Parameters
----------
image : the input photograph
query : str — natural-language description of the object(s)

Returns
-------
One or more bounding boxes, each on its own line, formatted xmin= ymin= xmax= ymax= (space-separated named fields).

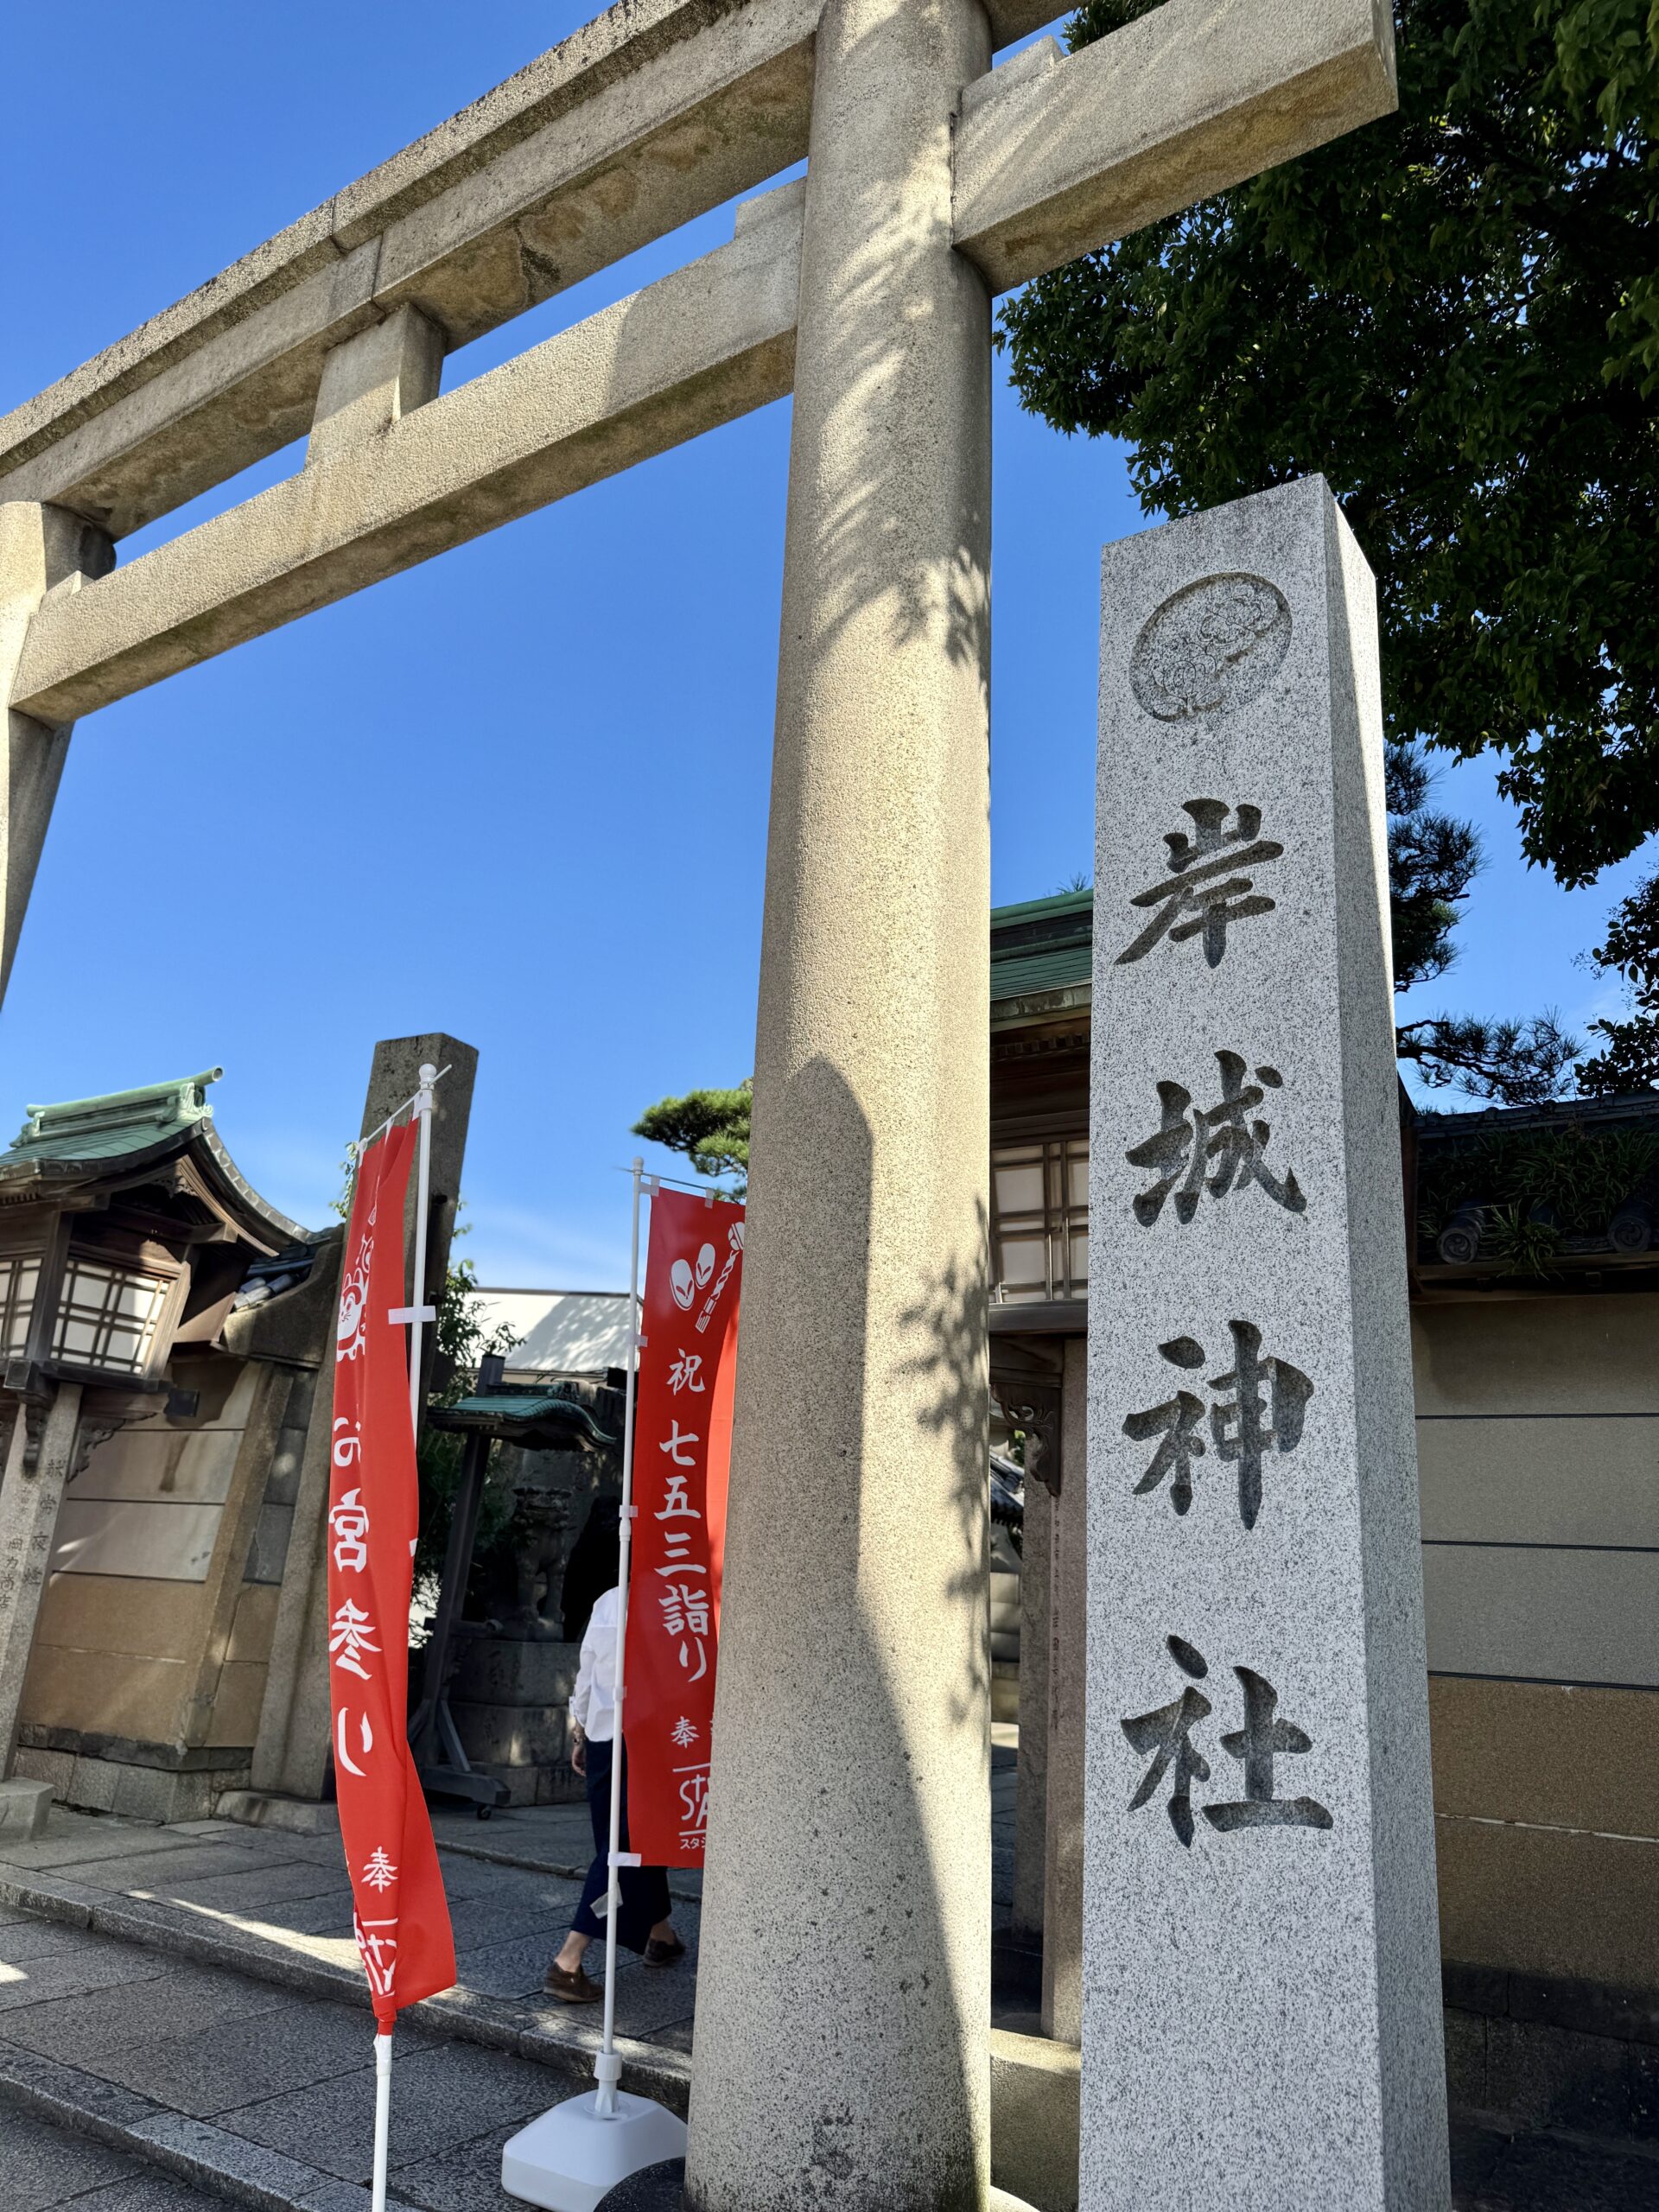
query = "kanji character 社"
xmin=1204 ymin=1668 xmax=1333 ymax=1834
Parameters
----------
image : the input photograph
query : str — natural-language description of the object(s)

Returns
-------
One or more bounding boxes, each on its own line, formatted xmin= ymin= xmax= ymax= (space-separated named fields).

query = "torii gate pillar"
xmin=690 ymin=0 xmax=995 ymax=2206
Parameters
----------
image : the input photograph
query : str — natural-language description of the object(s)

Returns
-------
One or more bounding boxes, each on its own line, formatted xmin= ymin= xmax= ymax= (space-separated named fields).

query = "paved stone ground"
xmin=0 ymin=2102 xmax=226 ymax=2210
xmin=0 ymin=1733 xmax=1649 ymax=2210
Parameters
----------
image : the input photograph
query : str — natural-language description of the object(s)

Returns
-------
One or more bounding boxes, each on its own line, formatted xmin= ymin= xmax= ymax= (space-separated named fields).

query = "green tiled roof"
xmin=431 ymin=1389 xmax=615 ymax=1448
xmin=3 ymin=1070 xmax=222 ymax=1168
xmin=991 ymin=890 xmax=1094 ymax=1004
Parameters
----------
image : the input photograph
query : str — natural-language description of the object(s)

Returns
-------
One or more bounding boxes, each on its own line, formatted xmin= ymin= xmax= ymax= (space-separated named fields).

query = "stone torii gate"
xmin=1 ymin=2 xmax=1396 ymax=2206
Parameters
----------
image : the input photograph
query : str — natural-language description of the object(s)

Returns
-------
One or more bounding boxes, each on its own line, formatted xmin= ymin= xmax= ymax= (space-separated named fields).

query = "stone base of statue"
xmin=450 ymin=1633 xmax=582 ymax=1806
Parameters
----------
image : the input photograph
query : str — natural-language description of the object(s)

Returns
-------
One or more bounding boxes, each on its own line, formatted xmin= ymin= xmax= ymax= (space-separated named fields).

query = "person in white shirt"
xmin=544 ymin=1575 xmax=684 ymax=2003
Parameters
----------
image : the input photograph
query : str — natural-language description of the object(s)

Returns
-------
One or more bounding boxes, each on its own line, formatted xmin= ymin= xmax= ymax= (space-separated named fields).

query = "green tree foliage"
xmin=1578 ymin=867 xmax=1659 ymax=1089
xmin=632 ymin=1081 xmax=752 ymax=1193
xmin=1388 ymin=738 xmax=1480 ymax=990
xmin=1385 ymin=734 xmax=1580 ymax=1098
xmin=1001 ymin=0 xmax=1659 ymax=889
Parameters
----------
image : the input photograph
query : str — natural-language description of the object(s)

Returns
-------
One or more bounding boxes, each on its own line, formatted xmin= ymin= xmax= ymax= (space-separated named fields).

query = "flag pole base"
xmin=501 ymin=2088 xmax=687 ymax=2212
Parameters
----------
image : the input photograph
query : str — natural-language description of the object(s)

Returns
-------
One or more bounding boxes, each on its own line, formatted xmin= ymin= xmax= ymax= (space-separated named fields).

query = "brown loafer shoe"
xmin=642 ymin=1936 xmax=685 ymax=1968
xmin=543 ymin=1961 xmax=601 ymax=2003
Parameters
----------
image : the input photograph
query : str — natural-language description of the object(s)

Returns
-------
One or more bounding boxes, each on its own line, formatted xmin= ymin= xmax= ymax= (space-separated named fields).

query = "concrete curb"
xmin=0 ymin=1860 xmax=695 ymax=2118
xmin=0 ymin=2032 xmax=403 ymax=2212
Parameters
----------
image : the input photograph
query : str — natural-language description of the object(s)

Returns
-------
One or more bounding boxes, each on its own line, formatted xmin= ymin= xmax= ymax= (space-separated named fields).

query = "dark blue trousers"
xmin=570 ymin=1736 xmax=671 ymax=1955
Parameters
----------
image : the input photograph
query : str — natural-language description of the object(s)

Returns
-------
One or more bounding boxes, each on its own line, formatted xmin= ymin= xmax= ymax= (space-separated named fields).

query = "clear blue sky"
xmin=6 ymin=5 xmax=1650 ymax=1287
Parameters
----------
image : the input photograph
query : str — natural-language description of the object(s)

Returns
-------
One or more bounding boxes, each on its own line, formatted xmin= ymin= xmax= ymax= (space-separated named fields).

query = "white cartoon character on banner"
xmin=335 ymin=1182 xmax=379 ymax=1363
xmin=695 ymin=1222 xmax=745 ymax=1335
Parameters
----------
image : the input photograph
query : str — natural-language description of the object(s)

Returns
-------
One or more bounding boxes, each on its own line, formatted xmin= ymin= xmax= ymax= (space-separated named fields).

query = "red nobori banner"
xmin=624 ymin=1188 xmax=745 ymax=1866
xmin=328 ymin=1123 xmax=455 ymax=2027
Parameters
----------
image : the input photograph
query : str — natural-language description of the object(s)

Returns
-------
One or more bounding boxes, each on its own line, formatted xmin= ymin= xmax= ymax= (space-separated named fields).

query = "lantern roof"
xmin=3 ymin=1070 xmax=223 ymax=1167
xmin=0 ymin=1067 xmax=304 ymax=1254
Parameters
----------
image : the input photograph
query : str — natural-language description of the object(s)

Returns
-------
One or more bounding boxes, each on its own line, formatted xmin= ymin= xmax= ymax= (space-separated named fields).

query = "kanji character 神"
xmin=1126 ymin=1051 xmax=1306 ymax=1226
xmin=1122 ymin=1337 xmax=1208 ymax=1516
xmin=1122 ymin=1325 xmax=1313 ymax=1529
xmin=1116 ymin=800 xmax=1283 ymax=969
xmin=1209 ymin=1319 xmax=1314 ymax=1530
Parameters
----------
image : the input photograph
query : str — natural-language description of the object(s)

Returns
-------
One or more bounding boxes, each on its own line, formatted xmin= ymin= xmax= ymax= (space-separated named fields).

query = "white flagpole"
xmin=594 ymin=1156 xmax=648 ymax=2120
xmin=371 ymin=1062 xmax=440 ymax=2212
xmin=372 ymin=2031 xmax=393 ymax=2209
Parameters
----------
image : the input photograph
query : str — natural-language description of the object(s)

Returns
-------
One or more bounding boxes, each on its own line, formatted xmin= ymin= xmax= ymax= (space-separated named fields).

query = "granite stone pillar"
xmin=1083 ymin=478 xmax=1447 ymax=2209
xmin=0 ymin=503 xmax=112 ymax=1003
xmin=0 ymin=1383 xmax=83 ymax=1777
xmin=1041 ymin=1338 xmax=1086 ymax=2045
xmin=686 ymin=0 xmax=993 ymax=2204
xmin=1010 ymin=1472 xmax=1050 ymax=1948
xmin=248 ymin=1033 xmax=476 ymax=1807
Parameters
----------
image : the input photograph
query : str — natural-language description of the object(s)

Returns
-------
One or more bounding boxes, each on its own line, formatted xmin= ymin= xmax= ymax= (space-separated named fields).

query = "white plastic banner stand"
xmin=500 ymin=2075 xmax=687 ymax=2212
xmin=502 ymin=1161 xmax=688 ymax=2212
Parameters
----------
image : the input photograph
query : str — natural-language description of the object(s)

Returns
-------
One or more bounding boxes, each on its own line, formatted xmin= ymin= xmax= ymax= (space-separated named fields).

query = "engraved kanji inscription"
xmin=1122 ymin=1635 xmax=1211 ymax=1847
xmin=1205 ymin=1668 xmax=1335 ymax=1834
xmin=1210 ymin=1319 xmax=1313 ymax=1530
xmin=1116 ymin=800 xmax=1283 ymax=969
xmin=1122 ymin=1324 xmax=1313 ymax=1529
xmin=1123 ymin=1638 xmax=1332 ymax=1847
xmin=1126 ymin=1050 xmax=1306 ymax=1225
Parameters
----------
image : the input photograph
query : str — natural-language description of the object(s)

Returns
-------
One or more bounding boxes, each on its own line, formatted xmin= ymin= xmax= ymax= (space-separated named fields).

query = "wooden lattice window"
xmin=0 ymin=1250 xmax=41 ymax=1357
xmin=50 ymin=1256 xmax=170 ymax=1375
xmin=991 ymin=1137 xmax=1089 ymax=1304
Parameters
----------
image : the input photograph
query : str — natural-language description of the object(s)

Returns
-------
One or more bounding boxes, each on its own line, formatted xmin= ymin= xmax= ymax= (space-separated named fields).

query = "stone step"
xmin=0 ymin=2033 xmax=409 ymax=2212
xmin=0 ymin=1882 xmax=671 ymax=2212
xmin=0 ymin=1855 xmax=691 ymax=2114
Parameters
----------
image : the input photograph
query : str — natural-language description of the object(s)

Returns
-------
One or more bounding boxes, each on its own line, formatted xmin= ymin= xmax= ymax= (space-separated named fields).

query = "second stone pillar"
xmin=687 ymin=0 xmax=995 ymax=2205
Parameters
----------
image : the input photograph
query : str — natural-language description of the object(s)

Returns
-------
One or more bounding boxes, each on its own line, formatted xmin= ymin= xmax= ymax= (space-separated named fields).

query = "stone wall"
xmin=13 ymin=1352 xmax=300 ymax=1820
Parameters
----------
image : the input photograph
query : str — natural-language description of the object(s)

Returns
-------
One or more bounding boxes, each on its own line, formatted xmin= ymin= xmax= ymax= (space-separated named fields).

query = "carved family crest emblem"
xmin=1130 ymin=572 xmax=1291 ymax=721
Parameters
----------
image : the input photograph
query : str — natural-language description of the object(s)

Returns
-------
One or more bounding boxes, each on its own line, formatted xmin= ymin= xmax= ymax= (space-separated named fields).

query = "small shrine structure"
xmin=0 ymin=1070 xmax=334 ymax=1820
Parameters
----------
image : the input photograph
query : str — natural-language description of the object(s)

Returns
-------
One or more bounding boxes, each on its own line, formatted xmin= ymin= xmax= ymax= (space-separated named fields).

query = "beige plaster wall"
xmin=1414 ymin=1294 xmax=1659 ymax=1993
